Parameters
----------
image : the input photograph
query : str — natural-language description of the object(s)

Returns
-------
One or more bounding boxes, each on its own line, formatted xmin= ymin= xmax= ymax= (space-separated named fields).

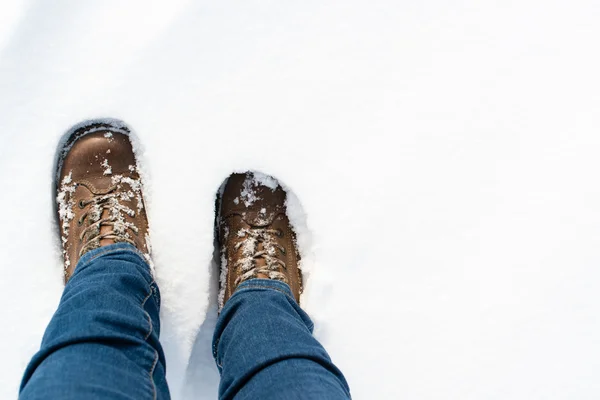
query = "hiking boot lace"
xmin=234 ymin=227 xmax=287 ymax=285
xmin=77 ymin=184 xmax=138 ymax=256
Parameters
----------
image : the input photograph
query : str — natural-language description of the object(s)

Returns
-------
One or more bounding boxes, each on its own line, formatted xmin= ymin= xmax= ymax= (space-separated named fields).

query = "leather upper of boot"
xmin=56 ymin=123 xmax=150 ymax=281
xmin=217 ymin=172 xmax=303 ymax=310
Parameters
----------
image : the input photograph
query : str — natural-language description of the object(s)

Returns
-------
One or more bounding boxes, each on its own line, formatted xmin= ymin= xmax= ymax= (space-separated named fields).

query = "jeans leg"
xmin=213 ymin=279 xmax=350 ymax=400
xmin=20 ymin=243 xmax=170 ymax=400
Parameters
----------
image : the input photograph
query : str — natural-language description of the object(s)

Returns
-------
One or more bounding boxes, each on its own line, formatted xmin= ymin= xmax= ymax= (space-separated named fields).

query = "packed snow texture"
xmin=1 ymin=1 xmax=600 ymax=399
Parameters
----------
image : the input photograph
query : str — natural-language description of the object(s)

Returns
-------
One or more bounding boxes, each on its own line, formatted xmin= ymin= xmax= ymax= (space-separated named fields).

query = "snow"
xmin=100 ymin=159 xmax=112 ymax=175
xmin=1 ymin=0 xmax=600 ymax=399
xmin=251 ymin=172 xmax=279 ymax=191
xmin=56 ymin=171 xmax=76 ymax=271
xmin=238 ymin=172 xmax=278 ymax=207
xmin=239 ymin=177 xmax=259 ymax=207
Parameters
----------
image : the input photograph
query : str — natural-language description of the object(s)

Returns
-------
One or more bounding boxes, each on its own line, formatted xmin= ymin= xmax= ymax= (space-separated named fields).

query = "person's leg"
xmin=213 ymin=279 xmax=350 ymax=400
xmin=213 ymin=172 xmax=350 ymax=399
xmin=21 ymin=121 xmax=168 ymax=399
xmin=20 ymin=243 xmax=169 ymax=400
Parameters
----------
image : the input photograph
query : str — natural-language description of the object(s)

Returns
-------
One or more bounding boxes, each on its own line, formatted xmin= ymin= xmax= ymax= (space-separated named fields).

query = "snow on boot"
xmin=55 ymin=122 xmax=151 ymax=282
xmin=216 ymin=172 xmax=303 ymax=311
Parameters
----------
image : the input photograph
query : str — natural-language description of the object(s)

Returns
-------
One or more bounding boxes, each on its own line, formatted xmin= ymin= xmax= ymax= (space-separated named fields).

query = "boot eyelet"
xmin=281 ymin=248 xmax=286 ymax=255
xmin=78 ymin=200 xmax=86 ymax=209
xmin=276 ymin=229 xmax=284 ymax=238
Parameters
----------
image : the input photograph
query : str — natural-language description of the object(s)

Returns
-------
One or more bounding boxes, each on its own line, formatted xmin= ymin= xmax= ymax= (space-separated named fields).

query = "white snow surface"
xmin=1 ymin=0 xmax=600 ymax=399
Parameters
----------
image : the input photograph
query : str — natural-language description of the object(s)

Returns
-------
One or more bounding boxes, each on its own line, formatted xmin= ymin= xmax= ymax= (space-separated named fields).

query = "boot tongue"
xmin=254 ymin=238 xmax=268 ymax=275
xmin=99 ymin=207 xmax=114 ymax=247
xmin=78 ymin=178 xmax=116 ymax=247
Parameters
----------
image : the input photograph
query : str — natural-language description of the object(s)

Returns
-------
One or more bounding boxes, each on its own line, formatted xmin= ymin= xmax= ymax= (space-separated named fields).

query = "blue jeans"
xmin=19 ymin=244 xmax=350 ymax=399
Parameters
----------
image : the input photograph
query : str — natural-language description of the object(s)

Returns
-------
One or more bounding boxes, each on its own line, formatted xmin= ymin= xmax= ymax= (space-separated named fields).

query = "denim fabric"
xmin=20 ymin=244 xmax=350 ymax=399
xmin=213 ymin=279 xmax=351 ymax=400
xmin=19 ymin=243 xmax=168 ymax=400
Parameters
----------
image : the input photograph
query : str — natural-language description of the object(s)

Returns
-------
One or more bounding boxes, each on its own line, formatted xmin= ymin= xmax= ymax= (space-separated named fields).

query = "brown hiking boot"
xmin=56 ymin=122 xmax=151 ymax=282
xmin=216 ymin=172 xmax=303 ymax=311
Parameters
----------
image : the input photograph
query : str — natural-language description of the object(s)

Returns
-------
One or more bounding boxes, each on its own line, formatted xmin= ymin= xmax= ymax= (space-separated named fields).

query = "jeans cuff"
xmin=75 ymin=243 xmax=151 ymax=274
xmin=233 ymin=278 xmax=296 ymax=303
